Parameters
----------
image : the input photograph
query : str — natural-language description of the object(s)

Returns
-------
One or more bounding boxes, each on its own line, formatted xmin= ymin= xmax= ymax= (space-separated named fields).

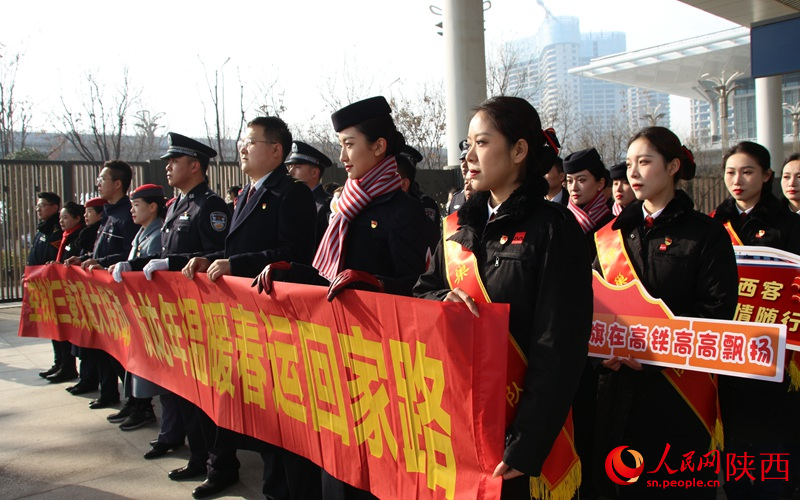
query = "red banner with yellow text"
xmin=590 ymin=270 xmax=786 ymax=382
xmin=733 ymin=246 xmax=800 ymax=350
xmin=19 ymin=265 xmax=512 ymax=500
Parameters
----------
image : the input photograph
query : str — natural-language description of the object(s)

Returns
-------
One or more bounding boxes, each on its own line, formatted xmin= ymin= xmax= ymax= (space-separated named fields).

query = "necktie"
xmin=246 ymin=184 xmax=256 ymax=203
xmin=644 ymin=216 xmax=655 ymax=229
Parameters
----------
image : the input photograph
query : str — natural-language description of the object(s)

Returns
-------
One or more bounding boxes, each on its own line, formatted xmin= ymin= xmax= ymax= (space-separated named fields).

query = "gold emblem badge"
xmin=500 ymin=235 xmax=508 ymax=245
xmin=664 ymin=237 xmax=672 ymax=246
xmin=371 ymin=220 xmax=378 ymax=229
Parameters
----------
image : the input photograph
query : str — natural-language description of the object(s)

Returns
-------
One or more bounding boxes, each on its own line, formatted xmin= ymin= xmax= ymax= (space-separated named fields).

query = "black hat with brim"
xmin=400 ymin=145 xmax=423 ymax=165
xmin=563 ymin=147 xmax=606 ymax=179
xmin=285 ymin=141 xmax=333 ymax=170
xmin=331 ymin=96 xmax=392 ymax=133
xmin=609 ymin=161 xmax=627 ymax=181
xmin=160 ymin=132 xmax=217 ymax=162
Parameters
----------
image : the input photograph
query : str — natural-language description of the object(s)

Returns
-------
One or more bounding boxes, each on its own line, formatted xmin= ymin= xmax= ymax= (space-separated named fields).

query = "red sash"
xmin=720 ymin=222 xmax=800 ymax=389
xmin=443 ymin=213 xmax=581 ymax=500
xmin=594 ymin=224 xmax=724 ymax=450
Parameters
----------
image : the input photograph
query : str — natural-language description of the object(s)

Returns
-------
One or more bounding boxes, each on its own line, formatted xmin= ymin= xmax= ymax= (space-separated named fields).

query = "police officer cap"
xmin=459 ymin=139 xmax=469 ymax=161
xmin=160 ymin=132 xmax=218 ymax=162
xmin=331 ymin=96 xmax=392 ymax=132
xmin=131 ymin=183 xmax=165 ymax=200
xmin=609 ymin=161 xmax=628 ymax=181
xmin=563 ymin=147 xmax=606 ymax=179
xmin=400 ymin=145 xmax=423 ymax=165
xmin=285 ymin=141 xmax=332 ymax=170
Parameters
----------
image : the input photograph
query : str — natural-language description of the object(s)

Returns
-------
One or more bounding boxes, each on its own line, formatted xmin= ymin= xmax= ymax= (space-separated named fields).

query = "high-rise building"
xmin=505 ymin=16 xmax=671 ymax=135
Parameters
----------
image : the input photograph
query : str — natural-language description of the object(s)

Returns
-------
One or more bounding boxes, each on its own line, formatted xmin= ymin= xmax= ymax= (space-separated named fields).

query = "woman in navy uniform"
xmin=310 ymin=96 xmax=429 ymax=499
xmin=592 ymin=127 xmax=738 ymax=500
xmin=414 ymin=96 xmax=592 ymax=500
xmin=711 ymin=141 xmax=800 ymax=500
xmin=563 ymin=147 xmax=613 ymax=261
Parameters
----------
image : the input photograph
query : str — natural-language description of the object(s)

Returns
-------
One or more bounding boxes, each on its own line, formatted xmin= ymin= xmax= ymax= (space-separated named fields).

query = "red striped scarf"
xmin=313 ymin=155 xmax=402 ymax=281
xmin=568 ymin=191 xmax=611 ymax=233
xmin=612 ymin=202 xmax=623 ymax=216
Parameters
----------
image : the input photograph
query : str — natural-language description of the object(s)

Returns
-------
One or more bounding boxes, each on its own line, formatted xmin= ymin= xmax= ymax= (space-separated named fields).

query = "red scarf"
xmin=612 ymin=202 xmax=623 ymax=216
xmin=313 ymin=156 xmax=402 ymax=281
xmin=56 ymin=223 xmax=84 ymax=263
xmin=568 ymin=191 xmax=611 ymax=233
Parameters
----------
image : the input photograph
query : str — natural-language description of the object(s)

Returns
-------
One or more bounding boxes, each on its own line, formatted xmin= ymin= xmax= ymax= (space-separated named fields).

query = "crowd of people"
xmin=24 ymin=94 xmax=800 ymax=500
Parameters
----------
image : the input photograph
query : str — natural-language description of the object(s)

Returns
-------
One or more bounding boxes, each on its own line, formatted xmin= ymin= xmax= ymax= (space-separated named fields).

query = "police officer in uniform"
xmin=285 ymin=140 xmax=333 ymax=247
xmin=125 ymin=132 xmax=233 ymax=495
xmin=396 ymin=145 xmax=441 ymax=256
xmin=446 ymin=140 xmax=469 ymax=214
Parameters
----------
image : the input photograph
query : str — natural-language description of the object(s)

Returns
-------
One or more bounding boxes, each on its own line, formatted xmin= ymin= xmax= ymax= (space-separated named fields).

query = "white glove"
xmin=143 ymin=258 xmax=169 ymax=280
xmin=112 ymin=261 xmax=132 ymax=283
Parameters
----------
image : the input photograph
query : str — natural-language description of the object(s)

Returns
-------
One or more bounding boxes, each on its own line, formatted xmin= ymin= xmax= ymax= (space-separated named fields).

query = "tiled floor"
xmin=0 ymin=304 xmax=263 ymax=500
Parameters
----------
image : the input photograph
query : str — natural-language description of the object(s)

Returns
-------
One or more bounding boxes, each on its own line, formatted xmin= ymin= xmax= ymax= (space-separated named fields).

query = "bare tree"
xmin=486 ymin=39 xmax=540 ymax=99
xmin=571 ymin=112 xmax=632 ymax=165
xmin=199 ymin=56 xmax=236 ymax=163
xmin=126 ymin=109 xmax=165 ymax=160
xmin=390 ymin=84 xmax=447 ymax=169
xmin=542 ymin=94 xmax=579 ymax=155
xmin=55 ymin=68 xmax=140 ymax=161
xmin=0 ymin=50 xmax=32 ymax=158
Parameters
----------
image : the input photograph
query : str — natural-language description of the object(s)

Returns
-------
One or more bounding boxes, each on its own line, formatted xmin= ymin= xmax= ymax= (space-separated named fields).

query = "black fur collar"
xmin=457 ymin=180 xmax=545 ymax=228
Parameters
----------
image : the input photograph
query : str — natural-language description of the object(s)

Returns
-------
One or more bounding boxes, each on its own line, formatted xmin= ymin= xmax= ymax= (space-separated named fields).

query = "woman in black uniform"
xmin=712 ymin=141 xmax=800 ymax=500
xmin=592 ymin=126 xmax=738 ymax=500
xmin=414 ymin=96 xmax=592 ymax=500
xmin=781 ymin=152 xmax=800 ymax=214
xmin=313 ymin=96 xmax=429 ymax=499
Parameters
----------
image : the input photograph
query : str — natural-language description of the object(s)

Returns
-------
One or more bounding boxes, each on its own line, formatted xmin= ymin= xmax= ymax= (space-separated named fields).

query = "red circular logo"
xmin=605 ymin=446 xmax=645 ymax=485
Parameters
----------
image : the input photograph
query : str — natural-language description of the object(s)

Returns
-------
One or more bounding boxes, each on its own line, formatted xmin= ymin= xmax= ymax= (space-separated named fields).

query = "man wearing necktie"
xmin=182 ymin=117 xmax=319 ymax=499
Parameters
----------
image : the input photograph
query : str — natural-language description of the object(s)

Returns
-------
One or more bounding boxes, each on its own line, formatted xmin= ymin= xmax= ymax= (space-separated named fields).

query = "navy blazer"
xmin=206 ymin=164 xmax=317 ymax=278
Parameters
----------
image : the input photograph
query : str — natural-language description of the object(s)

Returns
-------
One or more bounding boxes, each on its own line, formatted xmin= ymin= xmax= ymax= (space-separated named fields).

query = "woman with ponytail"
xmin=414 ymin=96 xmax=592 ymax=499
xmin=711 ymin=141 xmax=800 ymax=500
xmin=592 ymin=126 xmax=738 ymax=500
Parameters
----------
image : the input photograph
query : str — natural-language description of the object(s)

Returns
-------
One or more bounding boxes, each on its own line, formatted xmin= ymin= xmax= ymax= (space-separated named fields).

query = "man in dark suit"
xmin=544 ymin=156 xmax=568 ymax=206
xmin=182 ymin=116 xmax=319 ymax=499
xmin=285 ymin=140 xmax=333 ymax=247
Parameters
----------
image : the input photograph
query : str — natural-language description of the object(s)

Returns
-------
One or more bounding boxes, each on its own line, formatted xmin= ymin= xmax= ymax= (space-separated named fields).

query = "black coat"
xmin=129 ymin=182 xmax=230 ymax=271
xmin=207 ymin=166 xmax=317 ymax=278
xmin=409 ymin=184 xmax=442 ymax=255
xmin=312 ymin=184 xmax=332 ymax=248
xmin=27 ymin=214 xmax=61 ymax=266
xmin=92 ymin=196 xmax=138 ymax=267
xmin=341 ymin=189 xmax=429 ymax=296
xmin=59 ymin=224 xmax=86 ymax=262
xmin=75 ymin=221 xmax=101 ymax=257
xmin=712 ymin=192 xmax=800 ymax=255
xmin=712 ymin=193 xmax=800 ymax=445
xmin=447 ymin=190 xmax=465 ymax=215
xmin=414 ymin=183 xmax=593 ymax=476
xmin=592 ymin=190 xmax=738 ymax=498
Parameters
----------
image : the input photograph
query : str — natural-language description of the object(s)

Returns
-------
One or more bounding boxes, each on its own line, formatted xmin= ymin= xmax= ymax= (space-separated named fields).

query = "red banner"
xmin=733 ymin=246 xmax=800 ymax=350
xmin=19 ymin=265 xmax=512 ymax=500
xmin=590 ymin=270 xmax=786 ymax=382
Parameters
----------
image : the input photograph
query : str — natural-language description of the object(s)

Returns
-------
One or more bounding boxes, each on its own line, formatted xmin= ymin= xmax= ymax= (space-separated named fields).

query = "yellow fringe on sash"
xmin=529 ymin=461 xmax=581 ymax=500
xmin=711 ymin=418 xmax=724 ymax=452
xmin=788 ymin=360 xmax=800 ymax=391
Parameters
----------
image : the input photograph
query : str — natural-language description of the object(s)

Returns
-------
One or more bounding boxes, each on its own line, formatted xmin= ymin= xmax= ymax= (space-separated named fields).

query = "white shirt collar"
xmin=251 ymin=171 xmax=273 ymax=190
xmin=736 ymin=205 xmax=754 ymax=216
xmin=642 ymin=205 xmax=666 ymax=220
xmin=487 ymin=199 xmax=502 ymax=222
xmin=549 ymin=190 xmax=564 ymax=204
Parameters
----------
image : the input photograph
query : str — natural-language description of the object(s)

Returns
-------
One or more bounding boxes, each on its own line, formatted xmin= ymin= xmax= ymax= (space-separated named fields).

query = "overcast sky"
xmin=3 ymin=0 xmax=737 ymax=140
